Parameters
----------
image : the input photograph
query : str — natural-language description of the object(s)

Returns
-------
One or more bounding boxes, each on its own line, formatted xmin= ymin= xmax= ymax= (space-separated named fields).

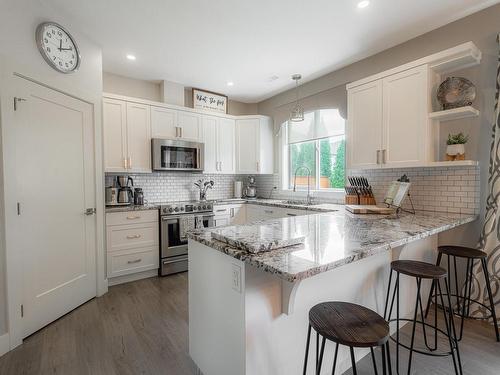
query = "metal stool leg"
xmin=316 ymin=335 xmax=326 ymax=375
xmin=381 ymin=345 xmax=386 ymax=375
xmin=303 ymin=324 xmax=312 ymax=375
xmin=481 ymin=258 xmax=500 ymax=342
xmin=331 ymin=343 xmax=339 ymax=375
xmin=445 ymin=278 xmax=463 ymax=375
xmin=383 ymin=269 xmax=394 ymax=320
xmin=437 ymin=279 xmax=461 ymax=375
xmin=370 ymin=347 xmax=379 ymax=375
xmin=458 ymin=258 xmax=472 ymax=342
xmin=385 ymin=342 xmax=392 ymax=375
xmin=425 ymin=252 xmax=442 ymax=318
xmin=406 ymin=277 xmax=422 ymax=375
xmin=349 ymin=347 xmax=357 ymax=375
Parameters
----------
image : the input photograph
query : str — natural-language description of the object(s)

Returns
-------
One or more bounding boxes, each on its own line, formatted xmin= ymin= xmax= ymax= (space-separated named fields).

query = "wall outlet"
xmin=231 ymin=264 xmax=242 ymax=293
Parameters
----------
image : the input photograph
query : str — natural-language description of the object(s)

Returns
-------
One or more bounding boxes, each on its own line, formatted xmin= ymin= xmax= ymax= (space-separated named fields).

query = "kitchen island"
xmin=188 ymin=208 xmax=476 ymax=375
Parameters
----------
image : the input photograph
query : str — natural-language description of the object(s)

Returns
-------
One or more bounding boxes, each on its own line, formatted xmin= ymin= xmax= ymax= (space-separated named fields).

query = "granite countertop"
xmin=187 ymin=209 xmax=477 ymax=283
xmin=105 ymin=203 xmax=161 ymax=213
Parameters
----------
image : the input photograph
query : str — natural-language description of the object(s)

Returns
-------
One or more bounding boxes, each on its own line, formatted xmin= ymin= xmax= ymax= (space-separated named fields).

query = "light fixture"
xmin=357 ymin=0 xmax=370 ymax=9
xmin=126 ymin=54 xmax=136 ymax=61
xmin=290 ymin=74 xmax=304 ymax=122
xmin=227 ymin=81 xmax=234 ymax=86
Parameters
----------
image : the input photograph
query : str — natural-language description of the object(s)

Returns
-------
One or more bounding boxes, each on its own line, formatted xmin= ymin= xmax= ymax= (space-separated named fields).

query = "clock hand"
xmin=58 ymin=39 xmax=62 ymax=51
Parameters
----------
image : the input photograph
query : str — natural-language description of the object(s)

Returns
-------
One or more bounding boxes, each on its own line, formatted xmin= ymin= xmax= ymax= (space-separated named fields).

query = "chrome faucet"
xmin=293 ymin=166 xmax=312 ymax=205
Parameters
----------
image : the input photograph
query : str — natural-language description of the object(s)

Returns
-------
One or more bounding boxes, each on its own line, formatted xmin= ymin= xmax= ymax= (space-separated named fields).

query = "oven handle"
xmin=163 ymin=258 xmax=187 ymax=265
xmin=161 ymin=213 xmax=215 ymax=221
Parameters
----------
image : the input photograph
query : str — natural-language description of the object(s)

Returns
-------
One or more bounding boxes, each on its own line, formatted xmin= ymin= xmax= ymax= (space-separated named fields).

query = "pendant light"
xmin=290 ymin=74 xmax=304 ymax=122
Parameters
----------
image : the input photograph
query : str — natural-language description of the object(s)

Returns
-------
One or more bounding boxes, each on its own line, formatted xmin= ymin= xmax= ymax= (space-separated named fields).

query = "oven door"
xmin=160 ymin=216 xmax=188 ymax=258
xmin=152 ymin=138 xmax=204 ymax=171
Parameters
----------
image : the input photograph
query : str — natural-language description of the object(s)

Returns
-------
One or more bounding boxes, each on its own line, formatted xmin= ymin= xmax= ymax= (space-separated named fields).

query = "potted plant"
xmin=446 ymin=132 xmax=468 ymax=161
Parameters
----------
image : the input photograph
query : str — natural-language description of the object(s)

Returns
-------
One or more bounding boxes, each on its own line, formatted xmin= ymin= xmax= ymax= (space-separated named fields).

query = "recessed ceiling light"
xmin=227 ymin=81 xmax=234 ymax=86
xmin=357 ymin=0 xmax=370 ymax=9
xmin=126 ymin=54 xmax=136 ymax=61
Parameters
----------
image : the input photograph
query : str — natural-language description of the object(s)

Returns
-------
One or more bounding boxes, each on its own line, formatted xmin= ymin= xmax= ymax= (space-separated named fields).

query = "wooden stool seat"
xmin=391 ymin=260 xmax=447 ymax=279
xmin=438 ymin=245 xmax=487 ymax=259
xmin=309 ymin=301 xmax=389 ymax=348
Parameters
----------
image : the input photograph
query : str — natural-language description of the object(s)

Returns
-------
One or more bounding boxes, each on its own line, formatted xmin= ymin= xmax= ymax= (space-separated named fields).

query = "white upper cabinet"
xmin=218 ymin=118 xmax=235 ymax=173
xmin=202 ymin=116 xmax=235 ymax=174
xmin=151 ymin=106 xmax=177 ymax=139
xmin=235 ymin=117 xmax=273 ymax=174
xmin=202 ymin=116 xmax=218 ymax=173
xmin=103 ymin=98 xmax=128 ymax=172
xmin=126 ymin=102 xmax=151 ymax=173
xmin=347 ymin=80 xmax=383 ymax=169
xmin=151 ymin=107 xmax=201 ymax=141
xmin=382 ymin=65 xmax=429 ymax=167
xmin=177 ymin=111 xmax=202 ymax=141
xmin=347 ymin=65 xmax=429 ymax=169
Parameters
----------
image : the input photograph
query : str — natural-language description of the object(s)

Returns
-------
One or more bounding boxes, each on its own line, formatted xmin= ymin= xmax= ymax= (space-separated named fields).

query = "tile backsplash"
xmin=105 ymin=173 xmax=247 ymax=202
xmin=253 ymin=165 xmax=480 ymax=214
xmin=106 ymin=165 xmax=480 ymax=214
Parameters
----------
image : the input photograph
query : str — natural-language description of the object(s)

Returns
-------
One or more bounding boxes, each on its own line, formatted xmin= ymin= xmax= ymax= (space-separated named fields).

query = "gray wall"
xmin=258 ymin=3 xmax=500 ymax=246
xmin=0 ymin=0 xmax=104 ymax=337
xmin=103 ymin=72 xmax=259 ymax=115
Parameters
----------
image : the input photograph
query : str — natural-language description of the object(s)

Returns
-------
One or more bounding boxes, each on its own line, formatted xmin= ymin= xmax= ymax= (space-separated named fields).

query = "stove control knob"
xmin=180 ymin=207 xmax=184 ymax=211
xmin=168 ymin=207 xmax=173 ymax=213
xmin=174 ymin=207 xmax=179 ymax=212
xmin=202 ymin=205 xmax=206 ymax=210
xmin=198 ymin=205 xmax=202 ymax=210
xmin=207 ymin=204 xmax=212 ymax=210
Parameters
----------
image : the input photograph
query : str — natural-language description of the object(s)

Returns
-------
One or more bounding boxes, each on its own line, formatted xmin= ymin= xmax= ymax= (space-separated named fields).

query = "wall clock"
xmin=35 ymin=22 xmax=81 ymax=73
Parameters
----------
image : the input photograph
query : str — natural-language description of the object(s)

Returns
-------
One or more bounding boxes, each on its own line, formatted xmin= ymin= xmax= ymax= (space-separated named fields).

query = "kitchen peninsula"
xmin=187 ymin=207 xmax=476 ymax=375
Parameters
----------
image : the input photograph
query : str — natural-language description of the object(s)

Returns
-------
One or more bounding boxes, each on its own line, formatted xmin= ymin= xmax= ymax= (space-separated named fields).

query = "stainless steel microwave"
xmin=152 ymin=138 xmax=204 ymax=172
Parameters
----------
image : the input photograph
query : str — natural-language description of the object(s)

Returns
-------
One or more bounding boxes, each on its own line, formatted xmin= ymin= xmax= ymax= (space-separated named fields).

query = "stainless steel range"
xmin=160 ymin=201 xmax=214 ymax=276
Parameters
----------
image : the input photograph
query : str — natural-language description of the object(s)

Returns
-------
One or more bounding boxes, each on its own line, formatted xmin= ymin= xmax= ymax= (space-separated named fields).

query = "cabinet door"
xmin=258 ymin=117 xmax=274 ymax=174
xmin=347 ymin=80 xmax=383 ymax=169
xmin=382 ymin=65 xmax=428 ymax=167
xmin=126 ymin=102 xmax=151 ymax=173
xmin=214 ymin=215 xmax=230 ymax=227
xmin=103 ymin=98 xmax=127 ymax=172
xmin=230 ymin=205 xmax=246 ymax=225
xmin=151 ymin=106 xmax=177 ymax=139
xmin=178 ymin=111 xmax=201 ymax=140
xmin=218 ymin=118 xmax=235 ymax=173
xmin=236 ymin=119 xmax=259 ymax=174
xmin=202 ymin=116 xmax=218 ymax=173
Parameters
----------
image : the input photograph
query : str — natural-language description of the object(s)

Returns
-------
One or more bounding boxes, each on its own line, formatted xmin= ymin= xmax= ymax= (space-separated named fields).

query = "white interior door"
xmin=13 ymin=76 xmax=97 ymax=338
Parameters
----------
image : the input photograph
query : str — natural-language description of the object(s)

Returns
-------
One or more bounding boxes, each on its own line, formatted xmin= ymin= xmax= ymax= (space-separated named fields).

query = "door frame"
xmin=0 ymin=61 xmax=107 ymax=350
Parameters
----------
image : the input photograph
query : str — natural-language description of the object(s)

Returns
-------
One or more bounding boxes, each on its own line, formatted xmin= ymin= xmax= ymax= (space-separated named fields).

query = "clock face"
xmin=36 ymin=22 xmax=80 ymax=73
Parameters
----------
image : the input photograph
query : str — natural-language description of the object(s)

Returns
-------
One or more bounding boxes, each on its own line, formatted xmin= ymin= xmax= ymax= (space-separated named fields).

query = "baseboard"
xmin=0 ymin=333 xmax=10 ymax=357
xmin=108 ymin=269 xmax=158 ymax=286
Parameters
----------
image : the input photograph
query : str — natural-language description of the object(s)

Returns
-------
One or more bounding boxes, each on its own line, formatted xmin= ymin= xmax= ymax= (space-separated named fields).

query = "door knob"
xmin=85 ymin=208 xmax=96 ymax=215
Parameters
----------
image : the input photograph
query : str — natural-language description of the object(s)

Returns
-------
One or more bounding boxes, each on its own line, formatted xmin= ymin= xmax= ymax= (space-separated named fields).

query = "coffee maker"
xmin=117 ymin=175 xmax=134 ymax=205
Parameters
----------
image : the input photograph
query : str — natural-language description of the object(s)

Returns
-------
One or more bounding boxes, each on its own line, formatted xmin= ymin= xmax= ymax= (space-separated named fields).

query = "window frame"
xmin=282 ymin=109 xmax=346 ymax=194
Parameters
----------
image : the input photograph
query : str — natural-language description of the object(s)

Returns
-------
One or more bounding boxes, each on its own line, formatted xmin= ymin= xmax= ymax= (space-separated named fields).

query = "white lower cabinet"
xmin=213 ymin=203 xmax=246 ymax=226
xmin=106 ymin=210 xmax=159 ymax=281
xmin=245 ymin=204 xmax=311 ymax=223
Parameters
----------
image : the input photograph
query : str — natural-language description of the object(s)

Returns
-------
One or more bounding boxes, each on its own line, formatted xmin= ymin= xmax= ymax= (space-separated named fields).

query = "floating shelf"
xmin=429 ymin=106 xmax=479 ymax=122
xmin=425 ymin=160 xmax=479 ymax=167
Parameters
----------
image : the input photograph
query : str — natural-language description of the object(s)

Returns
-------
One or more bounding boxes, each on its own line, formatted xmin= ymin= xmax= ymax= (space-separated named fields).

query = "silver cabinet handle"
xmin=175 ymin=126 xmax=179 ymax=137
xmin=256 ymin=161 xmax=260 ymax=172
xmin=376 ymin=150 xmax=381 ymax=164
xmin=264 ymin=210 xmax=273 ymax=214
xmin=128 ymin=157 xmax=132 ymax=169
xmin=180 ymin=127 xmax=183 ymax=138
xmin=85 ymin=208 xmax=96 ymax=215
xmin=126 ymin=215 xmax=141 ymax=220
xmin=230 ymin=208 xmax=234 ymax=218
xmin=123 ymin=157 xmax=128 ymax=169
xmin=382 ymin=149 xmax=387 ymax=164
xmin=126 ymin=234 xmax=141 ymax=239
xmin=127 ymin=259 xmax=142 ymax=264
xmin=216 ymin=209 xmax=227 ymax=212
xmin=286 ymin=213 xmax=297 ymax=216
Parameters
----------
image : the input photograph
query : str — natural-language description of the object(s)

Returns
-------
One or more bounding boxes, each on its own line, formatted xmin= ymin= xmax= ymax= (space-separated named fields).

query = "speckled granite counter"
xmin=188 ymin=209 xmax=477 ymax=282
xmin=105 ymin=203 xmax=160 ymax=213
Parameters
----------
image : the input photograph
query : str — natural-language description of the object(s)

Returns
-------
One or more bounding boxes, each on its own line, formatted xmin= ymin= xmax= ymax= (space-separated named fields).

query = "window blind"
xmin=287 ymin=109 xmax=345 ymax=144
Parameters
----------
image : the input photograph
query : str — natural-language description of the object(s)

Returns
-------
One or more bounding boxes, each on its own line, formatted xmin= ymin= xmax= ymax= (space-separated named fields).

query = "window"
xmin=284 ymin=109 xmax=345 ymax=191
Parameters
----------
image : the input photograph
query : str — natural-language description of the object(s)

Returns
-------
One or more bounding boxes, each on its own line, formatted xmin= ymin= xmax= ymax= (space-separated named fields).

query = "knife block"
xmin=345 ymin=195 xmax=359 ymax=205
xmin=360 ymin=195 xmax=376 ymax=205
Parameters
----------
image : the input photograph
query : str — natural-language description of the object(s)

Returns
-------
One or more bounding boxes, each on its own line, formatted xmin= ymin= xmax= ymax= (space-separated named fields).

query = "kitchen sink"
xmin=281 ymin=199 xmax=313 ymax=206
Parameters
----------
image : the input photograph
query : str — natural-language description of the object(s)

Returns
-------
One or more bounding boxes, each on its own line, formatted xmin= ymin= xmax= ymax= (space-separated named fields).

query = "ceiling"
xmin=46 ymin=0 xmax=498 ymax=103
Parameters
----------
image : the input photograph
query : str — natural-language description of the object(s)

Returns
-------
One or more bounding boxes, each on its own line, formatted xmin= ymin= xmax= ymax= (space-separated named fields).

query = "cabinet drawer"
xmin=106 ymin=210 xmax=158 ymax=226
xmin=107 ymin=223 xmax=159 ymax=252
xmin=107 ymin=247 xmax=159 ymax=278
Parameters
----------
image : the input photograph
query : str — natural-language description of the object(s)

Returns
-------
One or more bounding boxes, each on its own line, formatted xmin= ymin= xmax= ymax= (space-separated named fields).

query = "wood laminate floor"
xmin=0 ymin=274 xmax=498 ymax=375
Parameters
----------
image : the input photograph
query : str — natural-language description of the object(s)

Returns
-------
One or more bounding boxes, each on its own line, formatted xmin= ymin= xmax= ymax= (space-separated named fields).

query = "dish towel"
xmin=195 ymin=216 xmax=205 ymax=229
xmin=179 ymin=216 xmax=195 ymax=239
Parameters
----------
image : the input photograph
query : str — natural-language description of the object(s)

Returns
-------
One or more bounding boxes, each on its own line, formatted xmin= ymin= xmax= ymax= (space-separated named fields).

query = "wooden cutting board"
xmin=345 ymin=205 xmax=395 ymax=214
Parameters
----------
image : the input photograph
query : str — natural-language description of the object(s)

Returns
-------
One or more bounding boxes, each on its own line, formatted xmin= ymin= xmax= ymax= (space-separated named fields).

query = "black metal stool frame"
xmin=302 ymin=325 xmax=392 ymax=375
xmin=383 ymin=268 xmax=463 ymax=375
xmin=424 ymin=252 xmax=500 ymax=342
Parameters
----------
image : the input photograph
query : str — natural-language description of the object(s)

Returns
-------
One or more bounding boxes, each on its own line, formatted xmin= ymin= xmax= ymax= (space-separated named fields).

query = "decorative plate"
xmin=437 ymin=77 xmax=476 ymax=110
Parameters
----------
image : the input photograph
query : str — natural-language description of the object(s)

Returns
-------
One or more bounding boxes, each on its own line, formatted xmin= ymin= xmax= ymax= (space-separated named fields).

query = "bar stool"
xmin=383 ymin=260 xmax=462 ymax=375
xmin=303 ymin=301 xmax=392 ymax=375
xmin=424 ymin=245 xmax=499 ymax=342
